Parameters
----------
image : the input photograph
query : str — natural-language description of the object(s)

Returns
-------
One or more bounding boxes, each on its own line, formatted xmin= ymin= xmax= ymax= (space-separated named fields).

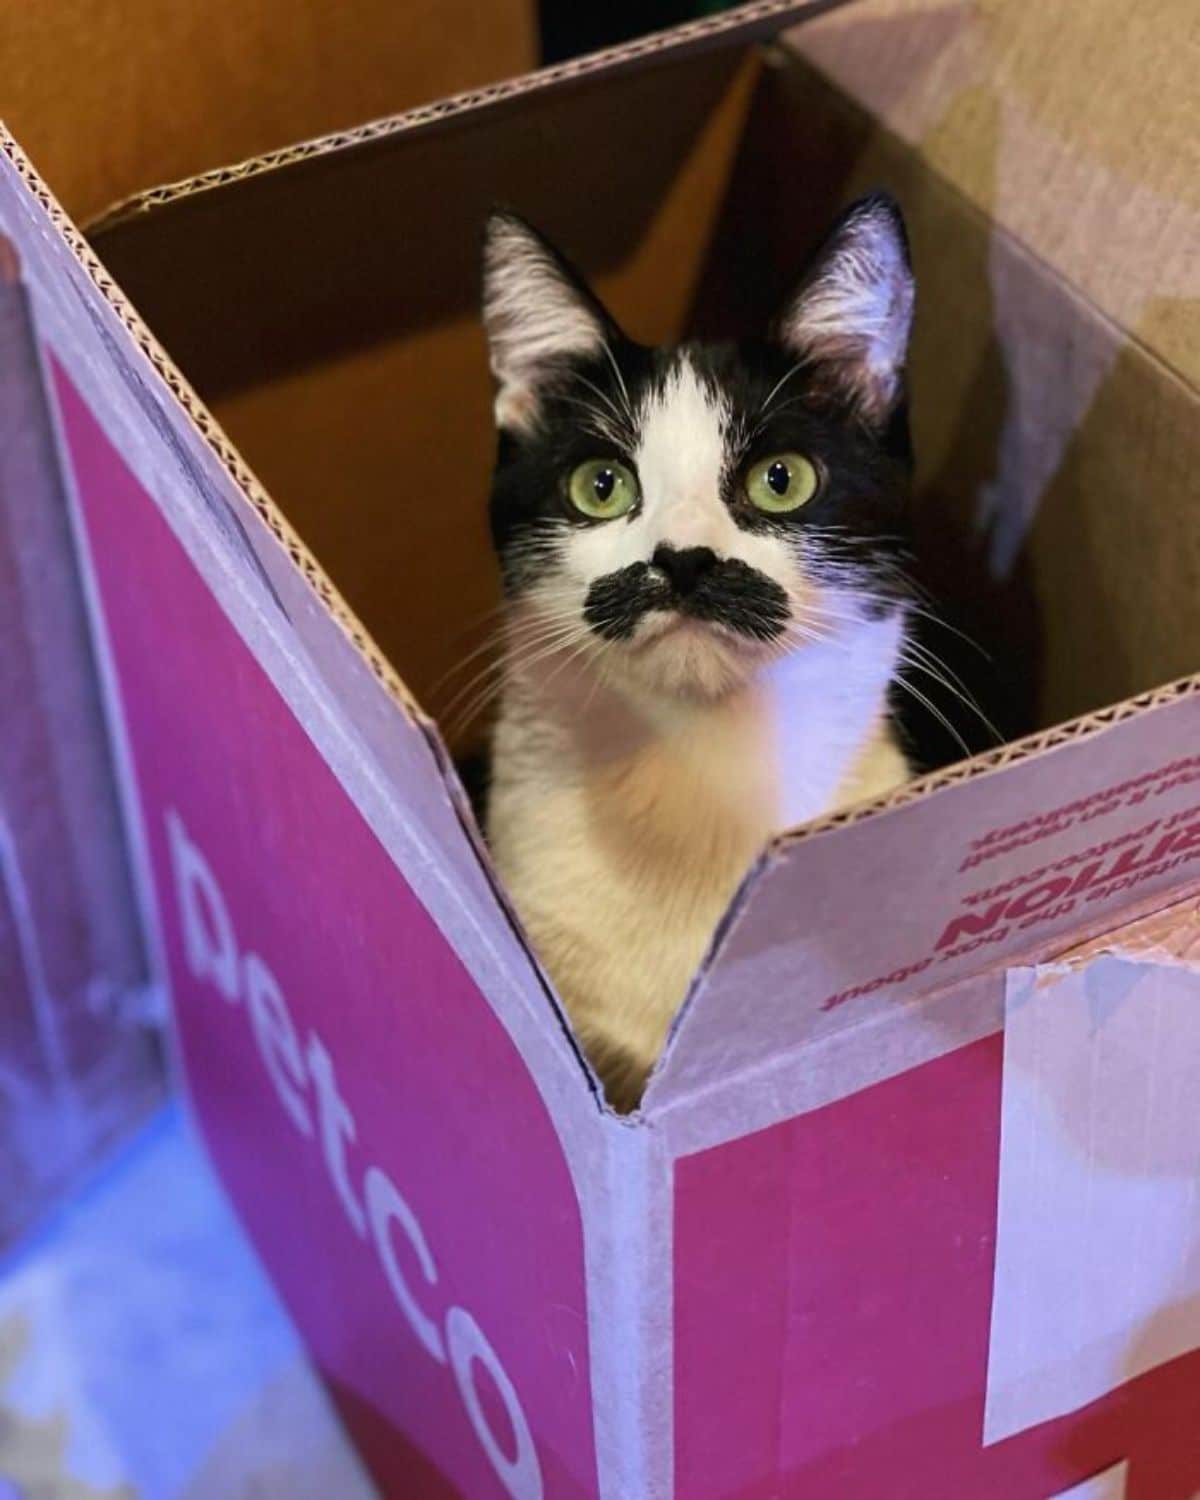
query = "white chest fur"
xmin=487 ymin=612 xmax=909 ymax=1106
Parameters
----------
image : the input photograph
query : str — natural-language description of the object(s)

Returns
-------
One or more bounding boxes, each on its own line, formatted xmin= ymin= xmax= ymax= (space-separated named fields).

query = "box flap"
xmin=0 ymin=125 xmax=589 ymax=1096
xmin=647 ymin=677 xmax=1200 ymax=1112
xmin=87 ymin=1 xmax=851 ymax=232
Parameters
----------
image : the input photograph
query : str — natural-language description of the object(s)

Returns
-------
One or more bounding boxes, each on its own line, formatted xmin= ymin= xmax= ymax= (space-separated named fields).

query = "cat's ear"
xmin=774 ymin=193 xmax=914 ymax=426
xmin=482 ymin=210 xmax=613 ymax=433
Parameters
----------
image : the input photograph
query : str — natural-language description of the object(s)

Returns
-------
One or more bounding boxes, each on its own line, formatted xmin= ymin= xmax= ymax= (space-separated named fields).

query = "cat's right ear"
xmin=774 ymin=193 xmax=914 ymax=428
xmin=482 ymin=211 xmax=611 ymax=433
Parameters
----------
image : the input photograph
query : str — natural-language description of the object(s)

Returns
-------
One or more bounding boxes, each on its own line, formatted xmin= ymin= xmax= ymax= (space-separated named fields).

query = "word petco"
xmin=166 ymin=810 xmax=542 ymax=1500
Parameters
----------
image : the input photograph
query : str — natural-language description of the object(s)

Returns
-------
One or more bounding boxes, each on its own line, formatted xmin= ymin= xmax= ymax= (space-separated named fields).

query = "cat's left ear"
xmin=482 ymin=210 xmax=614 ymax=433
xmin=774 ymin=193 xmax=914 ymax=427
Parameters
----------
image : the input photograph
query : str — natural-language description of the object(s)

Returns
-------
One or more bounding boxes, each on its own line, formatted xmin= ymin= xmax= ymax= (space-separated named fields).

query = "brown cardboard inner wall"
xmin=89 ymin=42 xmax=1200 ymax=757
xmin=786 ymin=0 xmax=1200 ymax=391
xmin=2 ymin=0 xmax=536 ymax=225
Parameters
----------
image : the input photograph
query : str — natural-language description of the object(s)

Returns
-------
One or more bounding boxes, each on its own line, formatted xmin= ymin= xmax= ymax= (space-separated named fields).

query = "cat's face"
xmin=482 ymin=196 xmax=915 ymax=703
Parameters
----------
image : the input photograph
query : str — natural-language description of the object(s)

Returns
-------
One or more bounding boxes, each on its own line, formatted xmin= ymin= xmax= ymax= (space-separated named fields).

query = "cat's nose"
xmin=651 ymin=544 xmax=718 ymax=597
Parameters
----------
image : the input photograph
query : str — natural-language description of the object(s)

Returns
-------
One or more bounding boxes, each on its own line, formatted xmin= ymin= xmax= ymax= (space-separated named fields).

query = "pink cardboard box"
xmin=2 ymin=3 xmax=1198 ymax=1494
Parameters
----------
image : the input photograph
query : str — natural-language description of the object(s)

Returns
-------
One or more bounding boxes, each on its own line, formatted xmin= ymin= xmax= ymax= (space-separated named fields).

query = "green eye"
xmin=745 ymin=452 xmax=819 ymax=514
xmin=567 ymin=459 xmax=639 ymax=520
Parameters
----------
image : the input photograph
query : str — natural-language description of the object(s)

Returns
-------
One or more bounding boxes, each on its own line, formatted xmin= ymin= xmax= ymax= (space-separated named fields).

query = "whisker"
xmin=448 ymin=627 xmax=598 ymax=738
xmin=436 ymin=620 xmax=584 ymax=721
xmin=571 ymin=373 xmax=625 ymax=428
xmin=757 ymin=361 xmax=806 ymax=422
xmin=783 ymin=615 xmax=836 ymax=647
xmin=532 ymin=634 xmax=601 ymax=698
xmin=900 ymin=643 xmax=1003 ymax=746
xmin=446 ymin=682 xmax=507 ymax=740
xmin=903 ymin=602 xmax=993 ymax=659
xmin=800 ymin=549 xmax=992 ymax=668
xmin=600 ymin=341 xmax=635 ymax=431
xmin=893 ymin=672 xmax=974 ymax=759
xmin=557 ymin=392 xmax=628 ymax=449
xmin=430 ymin=633 xmax=511 ymax=694
xmin=901 ymin=634 xmax=981 ymax=705
xmin=435 ymin=610 xmax=580 ymax=685
xmin=438 ymin=664 xmax=507 ymax=727
xmin=577 ymin=639 xmax=618 ymax=717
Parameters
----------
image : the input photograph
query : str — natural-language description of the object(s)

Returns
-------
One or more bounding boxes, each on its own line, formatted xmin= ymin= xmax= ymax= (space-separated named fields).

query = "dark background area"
xmin=539 ymin=0 xmax=734 ymax=61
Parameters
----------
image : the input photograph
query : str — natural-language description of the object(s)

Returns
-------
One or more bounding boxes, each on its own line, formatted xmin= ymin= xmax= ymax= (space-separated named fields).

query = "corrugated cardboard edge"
xmin=778 ymin=674 xmax=1200 ymax=851
xmin=85 ymin=0 xmax=851 ymax=231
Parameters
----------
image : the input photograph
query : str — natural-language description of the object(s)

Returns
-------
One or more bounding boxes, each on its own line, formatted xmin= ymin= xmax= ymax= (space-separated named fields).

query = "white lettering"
xmin=243 ymin=952 xmax=312 ymax=1138
xmin=365 ymin=1166 xmax=446 ymax=1364
xmin=447 ymin=1306 xmax=543 ymax=1500
xmin=307 ymin=1031 xmax=367 ymax=1238
xmin=165 ymin=811 xmax=543 ymax=1496
xmin=167 ymin=809 xmax=239 ymax=1000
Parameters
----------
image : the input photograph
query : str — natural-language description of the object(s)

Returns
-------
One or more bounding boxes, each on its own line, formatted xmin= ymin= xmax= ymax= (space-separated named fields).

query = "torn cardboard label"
xmin=1033 ymin=896 xmax=1200 ymax=985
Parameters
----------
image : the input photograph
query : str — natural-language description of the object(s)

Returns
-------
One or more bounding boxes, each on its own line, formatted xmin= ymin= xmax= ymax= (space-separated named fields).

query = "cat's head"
xmin=481 ymin=194 xmax=915 ymax=703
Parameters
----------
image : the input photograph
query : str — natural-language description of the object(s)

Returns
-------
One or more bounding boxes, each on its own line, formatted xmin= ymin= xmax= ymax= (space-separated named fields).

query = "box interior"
xmin=88 ymin=37 xmax=1200 ymax=780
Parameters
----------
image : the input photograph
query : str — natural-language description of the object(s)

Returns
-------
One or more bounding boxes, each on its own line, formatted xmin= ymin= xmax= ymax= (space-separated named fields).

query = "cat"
xmin=480 ymin=193 xmax=917 ymax=1110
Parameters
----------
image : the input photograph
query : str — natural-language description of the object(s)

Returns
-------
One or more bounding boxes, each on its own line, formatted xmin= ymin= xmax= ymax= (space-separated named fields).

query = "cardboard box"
xmin=2 ymin=1 xmax=1199 ymax=1493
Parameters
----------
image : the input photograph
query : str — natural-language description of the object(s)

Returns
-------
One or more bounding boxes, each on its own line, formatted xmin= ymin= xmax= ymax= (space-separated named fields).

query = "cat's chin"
xmin=615 ymin=615 xmax=767 ymax=702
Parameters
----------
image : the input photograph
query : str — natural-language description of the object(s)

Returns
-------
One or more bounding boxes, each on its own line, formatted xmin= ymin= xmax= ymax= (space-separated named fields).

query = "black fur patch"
xmin=583 ymin=555 xmax=790 ymax=642
xmin=684 ymin=557 xmax=790 ymax=641
xmin=583 ymin=562 xmax=667 ymax=639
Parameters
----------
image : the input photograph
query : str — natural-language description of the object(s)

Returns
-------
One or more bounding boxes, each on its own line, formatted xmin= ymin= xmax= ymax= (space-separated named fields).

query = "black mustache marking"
xmin=583 ymin=559 xmax=790 ymax=643
xmin=583 ymin=562 xmax=665 ymax=639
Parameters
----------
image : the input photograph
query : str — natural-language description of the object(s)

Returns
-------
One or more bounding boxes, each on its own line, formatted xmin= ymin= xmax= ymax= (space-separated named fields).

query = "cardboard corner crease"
xmin=2 ymin=0 xmax=1200 ymax=1495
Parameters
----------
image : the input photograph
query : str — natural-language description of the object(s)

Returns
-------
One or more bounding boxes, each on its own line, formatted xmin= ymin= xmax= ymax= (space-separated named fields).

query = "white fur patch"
xmin=482 ymin=215 xmax=605 ymax=431
xmin=634 ymin=357 xmax=730 ymax=551
xmin=488 ymin=602 xmax=909 ymax=1107
xmin=778 ymin=199 xmax=913 ymax=420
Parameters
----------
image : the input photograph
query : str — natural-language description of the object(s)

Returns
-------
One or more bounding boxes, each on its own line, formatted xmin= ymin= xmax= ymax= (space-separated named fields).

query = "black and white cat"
xmin=481 ymin=194 xmax=917 ymax=1109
